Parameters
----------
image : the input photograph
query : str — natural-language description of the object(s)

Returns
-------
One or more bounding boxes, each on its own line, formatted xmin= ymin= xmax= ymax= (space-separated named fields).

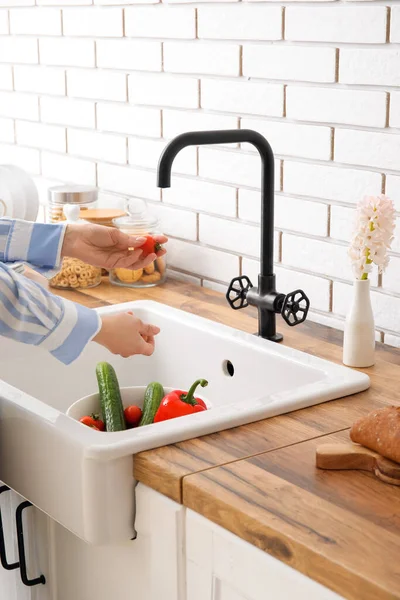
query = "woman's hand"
xmin=93 ymin=312 xmax=160 ymax=358
xmin=62 ymin=223 xmax=167 ymax=271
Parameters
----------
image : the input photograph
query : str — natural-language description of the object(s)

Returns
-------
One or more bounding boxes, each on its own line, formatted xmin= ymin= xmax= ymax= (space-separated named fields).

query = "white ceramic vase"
xmin=343 ymin=279 xmax=375 ymax=368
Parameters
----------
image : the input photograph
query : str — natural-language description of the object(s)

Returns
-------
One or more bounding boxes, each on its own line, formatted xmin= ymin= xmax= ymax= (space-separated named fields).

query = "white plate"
xmin=0 ymin=179 xmax=13 ymax=218
xmin=0 ymin=166 xmax=25 ymax=218
xmin=2 ymin=165 xmax=39 ymax=221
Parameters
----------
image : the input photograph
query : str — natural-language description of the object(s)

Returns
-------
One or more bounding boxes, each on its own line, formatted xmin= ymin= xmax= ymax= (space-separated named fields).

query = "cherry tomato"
xmin=124 ymin=405 xmax=143 ymax=428
xmin=80 ymin=414 xmax=105 ymax=431
xmin=140 ymin=235 xmax=162 ymax=258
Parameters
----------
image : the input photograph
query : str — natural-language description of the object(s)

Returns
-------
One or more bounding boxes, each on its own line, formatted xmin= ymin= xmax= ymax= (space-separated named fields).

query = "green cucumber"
xmin=96 ymin=362 xmax=126 ymax=432
xmin=139 ymin=382 xmax=164 ymax=426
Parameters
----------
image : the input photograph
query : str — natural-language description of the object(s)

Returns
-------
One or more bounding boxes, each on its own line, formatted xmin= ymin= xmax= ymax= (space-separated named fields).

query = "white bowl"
xmin=66 ymin=386 xmax=210 ymax=428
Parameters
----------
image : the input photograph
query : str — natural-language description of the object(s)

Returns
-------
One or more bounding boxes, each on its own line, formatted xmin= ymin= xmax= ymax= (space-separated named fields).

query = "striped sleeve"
xmin=0 ymin=218 xmax=66 ymax=275
xmin=0 ymin=263 xmax=101 ymax=365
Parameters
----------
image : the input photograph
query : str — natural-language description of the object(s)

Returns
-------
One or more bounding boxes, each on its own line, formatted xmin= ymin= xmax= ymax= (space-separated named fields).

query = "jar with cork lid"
xmin=47 ymin=185 xmax=102 ymax=290
xmin=109 ymin=199 xmax=166 ymax=288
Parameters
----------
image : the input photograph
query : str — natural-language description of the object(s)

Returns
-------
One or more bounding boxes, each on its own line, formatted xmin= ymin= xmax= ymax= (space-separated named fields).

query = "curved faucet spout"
xmin=156 ymin=129 xmax=275 ymax=276
xmin=157 ymin=129 xmax=274 ymax=188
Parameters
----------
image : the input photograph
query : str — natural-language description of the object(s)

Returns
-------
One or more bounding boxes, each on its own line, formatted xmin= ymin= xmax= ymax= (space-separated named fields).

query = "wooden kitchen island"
xmin=57 ymin=279 xmax=400 ymax=600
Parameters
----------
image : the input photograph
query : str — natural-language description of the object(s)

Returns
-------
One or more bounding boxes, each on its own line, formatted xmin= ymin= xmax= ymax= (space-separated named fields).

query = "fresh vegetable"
xmin=124 ymin=405 xmax=143 ymax=428
xmin=154 ymin=379 xmax=208 ymax=423
xmin=80 ymin=414 xmax=105 ymax=431
xmin=96 ymin=362 xmax=126 ymax=432
xmin=139 ymin=382 xmax=165 ymax=427
xmin=140 ymin=235 xmax=162 ymax=259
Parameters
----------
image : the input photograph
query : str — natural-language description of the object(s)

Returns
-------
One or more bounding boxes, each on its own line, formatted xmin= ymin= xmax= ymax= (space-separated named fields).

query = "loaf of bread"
xmin=350 ymin=406 xmax=400 ymax=464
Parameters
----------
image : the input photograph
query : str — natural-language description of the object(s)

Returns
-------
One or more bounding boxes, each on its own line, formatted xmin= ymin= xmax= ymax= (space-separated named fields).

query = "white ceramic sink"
xmin=0 ymin=300 xmax=369 ymax=545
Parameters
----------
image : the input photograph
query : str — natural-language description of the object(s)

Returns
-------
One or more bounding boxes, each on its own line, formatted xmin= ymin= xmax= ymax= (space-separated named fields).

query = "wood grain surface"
xmin=183 ymin=431 xmax=400 ymax=600
xmin=59 ymin=279 xmax=400 ymax=600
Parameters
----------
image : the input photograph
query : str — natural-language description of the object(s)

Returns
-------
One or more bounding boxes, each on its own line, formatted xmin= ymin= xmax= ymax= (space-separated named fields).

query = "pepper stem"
xmin=180 ymin=379 xmax=208 ymax=406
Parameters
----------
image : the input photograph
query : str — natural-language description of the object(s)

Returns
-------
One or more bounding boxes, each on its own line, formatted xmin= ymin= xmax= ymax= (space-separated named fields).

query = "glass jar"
xmin=46 ymin=184 xmax=98 ymax=224
xmin=109 ymin=199 xmax=166 ymax=288
xmin=47 ymin=186 xmax=102 ymax=290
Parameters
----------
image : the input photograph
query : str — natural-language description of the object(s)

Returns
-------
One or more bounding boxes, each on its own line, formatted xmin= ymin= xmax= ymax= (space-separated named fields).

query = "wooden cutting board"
xmin=316 ymin=443 xmax=400 ymax=485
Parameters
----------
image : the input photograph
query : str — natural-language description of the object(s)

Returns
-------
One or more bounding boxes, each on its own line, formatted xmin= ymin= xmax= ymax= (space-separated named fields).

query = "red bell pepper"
xmin=154 ymin=379 xmax=208 ymax=423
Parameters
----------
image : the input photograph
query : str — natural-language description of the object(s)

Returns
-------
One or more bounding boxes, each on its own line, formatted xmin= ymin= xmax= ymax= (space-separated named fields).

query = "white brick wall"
xmin=0 ymin=37 xmax=38 ymax=64
xmin=41 ymin=97 xmax=95 ymax=128
xmin=243 ymin=45 xmax=336 ymax=83
xmin=96 ymin=103 xmax=161 ymax=137
xmin=164 ymin=42 xmax=240 ymax=76
xmin=125 ymin=6 xmax=195 ymax=39
xmin=97 ymin=40 xmax=162 ymax=72
xmin=16 ymin=121 xmax=66 ymax=152
xmin=0 ymin=10 xmax=8 ymax=34
xmin=63 ymin=8 xmax=123 ymax=38
xmin=39 ymin=38 xmax=95 ymax=68
xmin=67 ymin=129 xmax=127 ymax=164
xmin=14 ymin=65 xmax=65 ymax=95
xmin=129 ymin=73 xmax=199 ymax=109
xmin=10 ymin=8 xmax=61 ymax=36
xmin=197 ymin=5 xmax=282 ymax=41
xmin=285 ymin=6 xmax=387 ymax=44
xmin=0 ymin=1 xmax=399 ymax=348
xmin=0 ymin=118 xmax=14 ymax=144
xmin=201 ymin=79 xmax=283 ymax=117
xmin=67 ymin=69 xmax=126 ymax=102
xmin=286 ymin=87 xmax=387 ymax=128
xmin=0 ymin=65 xmax=12 ymax=91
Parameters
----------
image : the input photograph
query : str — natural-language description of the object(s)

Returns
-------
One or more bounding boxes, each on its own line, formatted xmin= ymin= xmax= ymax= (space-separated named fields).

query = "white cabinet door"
xmin=51 ymin=483 xmax=185 ymax=600
xmin=186 ymin=510 xmax=345 ymax=600
xmin=0 ymin=486 xmax=50 ymax=600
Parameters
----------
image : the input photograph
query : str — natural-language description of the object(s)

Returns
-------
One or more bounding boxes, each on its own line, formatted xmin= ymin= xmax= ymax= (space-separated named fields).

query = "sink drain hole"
xmin=222 ymin=360 xmax=235 ymax=377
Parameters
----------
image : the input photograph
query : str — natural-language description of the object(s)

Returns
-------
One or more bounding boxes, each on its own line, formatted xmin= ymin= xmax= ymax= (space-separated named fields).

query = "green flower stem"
xmin=361 ymin=221 xmax=375 ymax=280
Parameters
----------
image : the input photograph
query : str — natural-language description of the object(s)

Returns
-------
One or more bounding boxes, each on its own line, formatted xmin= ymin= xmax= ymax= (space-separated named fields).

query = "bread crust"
xmin=350 ymin=406 xmax=400 ymax=464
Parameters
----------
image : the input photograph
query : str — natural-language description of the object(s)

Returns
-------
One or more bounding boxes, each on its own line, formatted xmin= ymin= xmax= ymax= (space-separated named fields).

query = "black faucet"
xmin=157 ymin=129 xmax=310 ymax=342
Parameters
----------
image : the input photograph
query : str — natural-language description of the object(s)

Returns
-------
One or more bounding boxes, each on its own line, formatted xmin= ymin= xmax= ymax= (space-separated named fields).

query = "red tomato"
xmin=124 ymin=405 xmax=143 ymax=428
xmin=140 ymin=235 xmax=162 ymax=258
xmin=80 ymin=414 xmax=105 ymax=431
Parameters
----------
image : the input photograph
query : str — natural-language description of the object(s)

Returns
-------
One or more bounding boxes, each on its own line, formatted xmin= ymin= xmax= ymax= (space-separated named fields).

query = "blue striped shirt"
xmin=0 ymin=218 xmax=101 ymax=365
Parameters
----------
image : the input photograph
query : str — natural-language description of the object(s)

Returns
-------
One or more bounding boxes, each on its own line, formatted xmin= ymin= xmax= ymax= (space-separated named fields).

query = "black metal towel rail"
xmin=15 ymin=501 xmax=46 ymax=587
xmin=0 ymin=486 xmax=19 ymax=571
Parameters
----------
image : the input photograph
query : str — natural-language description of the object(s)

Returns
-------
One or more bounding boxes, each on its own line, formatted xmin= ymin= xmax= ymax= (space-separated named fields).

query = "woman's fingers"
xmin=119 ymin=252 xmax=160 ymax=270
xmin=139 ymin=322 xmax=161 ymax=337
xmin=137 ymin=335 xmax=156 ymax=356
xmin=126 ymin=234 xmax=168 ymax=248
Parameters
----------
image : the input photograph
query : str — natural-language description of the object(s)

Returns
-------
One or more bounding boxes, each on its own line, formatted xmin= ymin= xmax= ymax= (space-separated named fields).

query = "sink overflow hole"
xmin=223 ymin=360 xmax=234 ymax=377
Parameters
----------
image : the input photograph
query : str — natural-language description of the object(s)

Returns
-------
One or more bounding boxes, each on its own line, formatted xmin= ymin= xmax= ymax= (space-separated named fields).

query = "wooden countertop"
xmin=58 ymin=279 xmax=400 ymax=600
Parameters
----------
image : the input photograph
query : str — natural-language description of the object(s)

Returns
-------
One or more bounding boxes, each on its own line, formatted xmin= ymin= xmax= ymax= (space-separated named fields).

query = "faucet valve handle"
xmin=226 ymin=276 xmax=253 ymax=310
xmin=281 ymin=290 xmax=310 ymax=327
